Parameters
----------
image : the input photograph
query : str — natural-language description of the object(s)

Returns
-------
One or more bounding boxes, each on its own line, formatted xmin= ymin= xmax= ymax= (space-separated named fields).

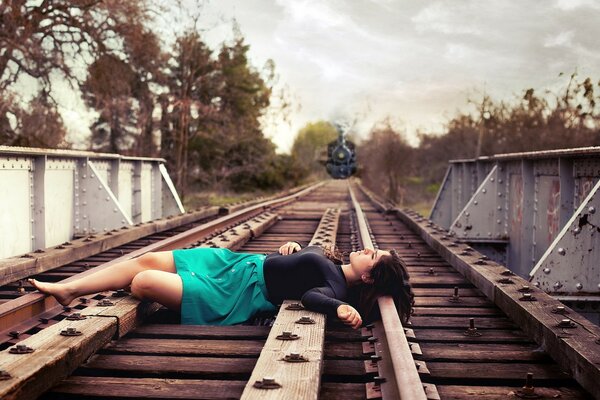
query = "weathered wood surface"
xmin=415 ymin=296 xmax=495 ymax=307
xmin=413 ymin=306 xmax=503 ymax=317
xmin=394 ymin=207 xmax=600 ymax=399
xmin=435 ymin=384 xmax=591 ymax=399
xmin=131 ymin=324 xmax=271 ymax=339
xmin=48 ymin=376 xmax=367 ymax=400
xmin=240 ymin=300 xmax=326 ymax=399
xmin=409 ymin=316 xmax=516 ymax=329
xmin=79 ymin=354 xmax=364 ymax=377
xmin=419 ymin=343 xmax=550 ymax=362
xmin=411 ymin=328 xmax=532 ymax=343
xmin=0 ymin=313 xmax=116 ymax=400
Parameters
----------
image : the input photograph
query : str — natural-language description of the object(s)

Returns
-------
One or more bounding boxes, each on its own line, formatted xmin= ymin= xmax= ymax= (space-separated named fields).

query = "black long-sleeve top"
xmin=263 ymin=245 xmax=348 ymax=317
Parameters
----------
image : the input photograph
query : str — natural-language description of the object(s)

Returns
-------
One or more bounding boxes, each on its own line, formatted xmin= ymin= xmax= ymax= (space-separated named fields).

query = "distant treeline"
xmin=0 ymin=0 xmax=303 ymax=198
xmin=358 ymin=73 xmax=600 ymax=211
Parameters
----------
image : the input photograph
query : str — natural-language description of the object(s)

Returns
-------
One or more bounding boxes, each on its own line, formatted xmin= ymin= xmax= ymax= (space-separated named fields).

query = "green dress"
xmin=173 ymin=247 xmax=277 ymax=325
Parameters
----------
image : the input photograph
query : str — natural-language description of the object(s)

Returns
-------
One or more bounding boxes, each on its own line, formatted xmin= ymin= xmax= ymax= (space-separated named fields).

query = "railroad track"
xmin=0 ymin=180 xmax=597 ymax=399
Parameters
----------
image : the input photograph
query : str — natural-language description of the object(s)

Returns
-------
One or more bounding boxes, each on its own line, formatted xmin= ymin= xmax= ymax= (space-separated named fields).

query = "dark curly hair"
xmin=322 ymin=246 xmax=414 ymax=324
xmin=359 ymin=249 xmax=414 ymax=324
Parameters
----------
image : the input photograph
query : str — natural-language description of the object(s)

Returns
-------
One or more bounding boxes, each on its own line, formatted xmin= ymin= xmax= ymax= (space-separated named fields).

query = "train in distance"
xmin=326 ymin=130 xmax=357 ymax=179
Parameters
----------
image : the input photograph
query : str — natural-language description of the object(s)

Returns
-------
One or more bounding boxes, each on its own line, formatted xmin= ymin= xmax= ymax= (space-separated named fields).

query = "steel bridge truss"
xmin=430 ymin=147 xmax=600 ymax=323
xmin=0 ymin=146 xmax=184 ymax=260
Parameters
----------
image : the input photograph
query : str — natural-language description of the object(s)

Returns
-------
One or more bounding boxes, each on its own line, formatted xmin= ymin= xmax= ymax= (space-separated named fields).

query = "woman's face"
xmin=349 ymin=247 xmax=390 ymax=283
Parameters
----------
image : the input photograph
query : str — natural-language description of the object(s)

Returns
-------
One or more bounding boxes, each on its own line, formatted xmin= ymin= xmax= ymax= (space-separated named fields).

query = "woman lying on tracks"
xmin=29 ymin=243 xmax=414 ymax=329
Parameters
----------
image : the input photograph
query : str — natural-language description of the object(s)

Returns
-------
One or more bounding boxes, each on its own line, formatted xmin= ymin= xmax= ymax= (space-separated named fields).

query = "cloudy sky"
xmin=60 ymin=0 xmax=600 ymax=152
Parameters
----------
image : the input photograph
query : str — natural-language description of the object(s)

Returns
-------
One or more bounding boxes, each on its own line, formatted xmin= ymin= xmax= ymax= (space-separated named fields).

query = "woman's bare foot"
xmin=28 ymin=279 xmax=76 ymax=306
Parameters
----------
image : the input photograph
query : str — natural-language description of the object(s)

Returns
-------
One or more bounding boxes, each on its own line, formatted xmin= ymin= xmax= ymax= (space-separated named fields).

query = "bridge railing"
xmin=0 ymin=146 xmax=184 ymax=259
xmin=430 ymin=147 xmax=600 ymax=322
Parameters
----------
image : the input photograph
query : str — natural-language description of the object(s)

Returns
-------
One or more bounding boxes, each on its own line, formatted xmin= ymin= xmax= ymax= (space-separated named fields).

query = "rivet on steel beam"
xmin=573 ymin=226 xmax=581 ymax=235
xmin=286 ymin=303 xmax=304 ymax=311
xmin=9 ymin=344 xmax=34 ymax=354
xmin=448 ymin=287 xmax=461 ymax=303
xmin=576 ymin=283 xmax=583 ymax=290
xmin=543 ymin=268 xmax=551 ymax=274
xmin=253 ymin=377 xmax=282 ymax=389
xmin=0 ymin=370 xmax=12 ymax=380
xmin=553 ymin=282 xmax=563 ymax=290
xmin=283 ymin=352 xmax=308 ymax=363
xmin=557 ymin=247 xmax=566 ymax=256
xmin=463 ymin=318 xmax=482 ymax=337
xmin=295 ymin=316 xmax=315 ymax=325
xmin=589 ymin=206 xmax=596 ymax=214
xmin=276 ymin=331 xmax=300 ymax=341
xmin=60 ymin=327 xmax=83 ymax=336
xmin=557 ymin=319 xmax=576 ymax=329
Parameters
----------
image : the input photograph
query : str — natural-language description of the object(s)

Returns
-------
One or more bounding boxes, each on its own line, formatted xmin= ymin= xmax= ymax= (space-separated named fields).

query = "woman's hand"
xmin=278 ymin=241 xmax=301 ymax=255
xmin=337 ymin=304 xmax=362 ymax=329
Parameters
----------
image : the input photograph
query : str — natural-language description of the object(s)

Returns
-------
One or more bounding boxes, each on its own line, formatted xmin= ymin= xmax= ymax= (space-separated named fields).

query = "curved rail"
xmin=348 ymin=183 xmax=427 ymax=400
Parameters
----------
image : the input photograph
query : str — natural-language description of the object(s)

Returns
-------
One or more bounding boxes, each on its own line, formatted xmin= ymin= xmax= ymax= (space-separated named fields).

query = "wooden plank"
xmin=412 ymin=328 xmax=532 ymax=343
xmin=49 ymin=376 xmax=246 ymax=399
xmin=240 ymin=300 xmax=326 ymax=399
xmin=0 ymin=314 xmax=116 ymax=400
xmin=436 ymin=384 xmax=590 ymax=399
xmin=80 ymin=354 xmax=364 ymax=377
xmin=415 ymin=296 xmax=494 ymax=307
xmin=419 ymin=343 xmax=550 ymax=362
xmin=104 ymin=338 xmax=265 ymax=357
xmin=409 ymin=316 xmax=516 ymax=329
xmin=131 ymin=324 xmax=270 ymax=339
xmin=412 ymin=288 xmax=483 ymax=297
xmin=427 ymin=362 xmax=574 ymax=381
xmin=413 ymin=306 xmax=502 ymax=317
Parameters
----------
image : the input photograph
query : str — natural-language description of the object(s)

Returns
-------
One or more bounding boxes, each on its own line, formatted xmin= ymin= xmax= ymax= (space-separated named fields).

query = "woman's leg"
xmin=29 ymin=251 xmax=177 ymax=306
xmin=130 ymin=270 xmax=183 ymax=311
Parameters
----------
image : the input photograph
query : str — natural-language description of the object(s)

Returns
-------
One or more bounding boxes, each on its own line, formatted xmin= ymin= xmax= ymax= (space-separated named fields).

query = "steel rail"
xmin=348 ymin=182 xmax=427 ymax=400
xmin=0 ymin=181 xmax=324 ymax=336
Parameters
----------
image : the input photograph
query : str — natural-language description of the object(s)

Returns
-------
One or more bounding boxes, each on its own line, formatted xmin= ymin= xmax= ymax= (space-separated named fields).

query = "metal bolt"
xmin=519 ymin=372 xmax=536 ymax=396
xmin=576 ymin=283 xmax=583 ymax=290
xmin=498 ymin=278 xmax=514 ymax=284
xmin=558 ymin=319 xmax=576 ymax=329
xmin=482 ymin=189 xmax=487 ymax=194
xmin=295 ymin=316 xmax=315 ymax=325
xmin=520 ymin=293 xmax=536 ymax=301
xmin=60 ymin=327 xmax=82 ymax=336
xmin=97 ymin=299 xmax=114 ymax=307
xmin=553 ymin=282 xmax=563 ymax=290
xmin=9 ymin=344 xmax=34 ymax=354
xmin=473 ymin=200 xmax=478 ymax=205
xmin=557 ymin=247 xmax=566 ymax=256
xmin=518 ymin=285 xmax=531 ymax=293
xmin=253 ymin=377 xmax=282 ymax=389
xmin=574 ymin=226 xmax=581 ymax=234
xmin=543 ymin=268 xmax=551 ymax=274
xmin=111 ymin=289 xmax=128 ymax=298
xmin=464 ymin=318 xmax=482 ymax=336
xmin=428 ymin=268 xmax=435 ymax=275
xmin=552 ymin=306 xmax=567 ymax=314
xmin=286 ymin=303 xmax=304 ymax=311
xmin=66 ymin=313 xmax=86 ymax=321
xmin=276 ymin=331 xmax=300 ymax=341
xmin=589 ymin=206 xmax=596 ymax=214
xmin=449 ymin=287 xmax=460 ymax=303
xmin=283 ymin=352 xmax=308 ymax=363
xmin=0 ymin=370 xmax=12 ymax=380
